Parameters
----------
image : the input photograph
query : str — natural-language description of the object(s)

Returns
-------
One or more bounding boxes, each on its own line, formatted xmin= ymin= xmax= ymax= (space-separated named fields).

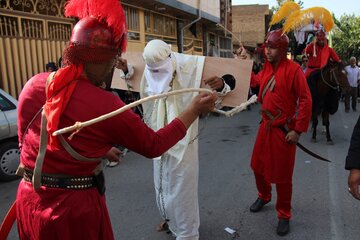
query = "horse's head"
xmin=324 ymin=61 xmax=350 ymax=91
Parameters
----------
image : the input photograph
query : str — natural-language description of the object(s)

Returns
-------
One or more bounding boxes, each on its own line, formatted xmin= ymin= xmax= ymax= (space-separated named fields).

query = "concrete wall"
xmin=157 ymin=0 xmax=220 ymax=22
xmin=178 ymin=0 xmax=220 ymax=18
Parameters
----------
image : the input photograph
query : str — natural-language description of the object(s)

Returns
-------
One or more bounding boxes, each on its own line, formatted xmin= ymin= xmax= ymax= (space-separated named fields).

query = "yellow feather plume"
xmin=283 ymin=7 xmax=334 ymax=33
xmin=270 ymin=1 xmax=300 ymax=26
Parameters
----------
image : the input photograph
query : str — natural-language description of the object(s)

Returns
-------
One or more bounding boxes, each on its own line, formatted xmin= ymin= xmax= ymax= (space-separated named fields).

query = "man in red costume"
xmin=304 ymin=29 xmax=341 ymax=79
xmin=10 ymin=0 xmax=217 ymax=239
xmin=249 ymin=29 xmax=312 ymax=236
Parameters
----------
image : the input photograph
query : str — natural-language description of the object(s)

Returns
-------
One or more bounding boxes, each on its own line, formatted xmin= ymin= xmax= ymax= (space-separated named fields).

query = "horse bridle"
xmin=320 ymin=67 xmax=340 ymax=91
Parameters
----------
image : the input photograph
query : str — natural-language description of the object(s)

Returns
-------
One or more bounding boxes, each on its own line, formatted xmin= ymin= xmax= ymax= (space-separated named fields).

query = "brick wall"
xmin=232 ymin=4 xmax=270 ymax=47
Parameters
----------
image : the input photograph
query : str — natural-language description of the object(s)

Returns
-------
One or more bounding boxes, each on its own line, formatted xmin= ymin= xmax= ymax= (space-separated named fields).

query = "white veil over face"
xmin=143 ymin=40 xmax=176 ymax=94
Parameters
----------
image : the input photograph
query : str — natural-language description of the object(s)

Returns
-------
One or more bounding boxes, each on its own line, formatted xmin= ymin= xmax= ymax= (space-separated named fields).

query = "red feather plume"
xmin=65 ymin=0 xmax=127 ymax=51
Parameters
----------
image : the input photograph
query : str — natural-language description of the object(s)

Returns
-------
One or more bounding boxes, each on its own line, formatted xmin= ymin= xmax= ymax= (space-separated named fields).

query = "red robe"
xmin=304 ymin=42 xmax=340 ymax=77
xmin=251 ymin=59 xmax=312 ymax=183
xmin=16 ymin=72 xmax=187 ymax=239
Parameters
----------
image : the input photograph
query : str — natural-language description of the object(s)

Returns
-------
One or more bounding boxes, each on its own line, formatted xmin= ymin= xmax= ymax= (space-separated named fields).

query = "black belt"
xmin=23 ymin=169 xmax=97 ymax=190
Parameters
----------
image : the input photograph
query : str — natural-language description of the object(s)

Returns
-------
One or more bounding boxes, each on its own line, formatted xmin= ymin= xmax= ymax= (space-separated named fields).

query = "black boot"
xmin=276 ymin=218 xmax=290 ymax=236
xmin=249 ymin=198 xmax=270 ymax=212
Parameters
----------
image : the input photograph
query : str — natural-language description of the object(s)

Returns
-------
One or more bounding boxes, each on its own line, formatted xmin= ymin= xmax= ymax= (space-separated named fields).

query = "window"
xmin=219 ymin=37 xmax=233 ymax=58
xmin=144 ymin=11 xmax=176 ymax=44
xmin=123 ymin=5 xmax=140 ymax=41
xmin=183 ymin=22 xmax=203 ymax=55
xmin=0 ymin=94 xmax=16 ymax=111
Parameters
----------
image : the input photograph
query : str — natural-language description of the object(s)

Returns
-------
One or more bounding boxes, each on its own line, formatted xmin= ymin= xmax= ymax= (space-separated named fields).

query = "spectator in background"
xmin=344 ymin=56 xmax=360 ymax=112
xmin=300 ymin=55 xmax=308 ymax=73
xmin=58 ymin=57 xmax=63 ymax=68
xmin=45 ymin=62 xmax=57 ymax=72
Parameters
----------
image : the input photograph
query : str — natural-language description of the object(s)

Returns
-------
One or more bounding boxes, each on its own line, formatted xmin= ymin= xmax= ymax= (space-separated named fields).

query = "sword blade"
xmin=279 ymin=126 xmax=331 ymax=162
xmin=296 ymin=142 xmax=331 ymax=162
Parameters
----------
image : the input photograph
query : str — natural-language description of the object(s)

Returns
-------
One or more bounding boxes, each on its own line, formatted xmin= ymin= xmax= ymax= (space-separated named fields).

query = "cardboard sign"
xmin=111 ymin=52 xmax=253 ymax=107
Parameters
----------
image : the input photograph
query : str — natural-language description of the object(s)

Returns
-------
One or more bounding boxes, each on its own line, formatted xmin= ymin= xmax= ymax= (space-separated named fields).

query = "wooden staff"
xmin=53 ymin=89 xmax=259 ymax=137
xmin=53 ymin=88 xmax=213 ymax=137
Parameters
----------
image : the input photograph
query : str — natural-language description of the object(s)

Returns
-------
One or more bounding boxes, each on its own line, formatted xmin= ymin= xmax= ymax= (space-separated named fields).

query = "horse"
xmin=307 ymin=61 xmax=349 ymax=144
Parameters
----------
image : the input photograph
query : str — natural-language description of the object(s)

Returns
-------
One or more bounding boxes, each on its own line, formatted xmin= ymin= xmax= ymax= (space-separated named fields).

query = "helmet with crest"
xmin=62 ymin=0 xmax=127 ymax=65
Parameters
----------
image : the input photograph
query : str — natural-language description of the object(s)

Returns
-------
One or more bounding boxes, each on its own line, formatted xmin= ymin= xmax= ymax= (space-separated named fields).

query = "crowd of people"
xmin=1 ymin=0 xmax=359 ymax=239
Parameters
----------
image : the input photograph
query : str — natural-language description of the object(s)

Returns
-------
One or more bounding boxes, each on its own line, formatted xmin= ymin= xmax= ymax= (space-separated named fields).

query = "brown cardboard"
xmin=111 ymin=52 xmax=253 ymax=107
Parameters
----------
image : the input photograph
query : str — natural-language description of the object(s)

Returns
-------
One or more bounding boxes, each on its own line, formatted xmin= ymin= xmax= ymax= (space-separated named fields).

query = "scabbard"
xmin=0 ymin=201 xmax=17 ymax=240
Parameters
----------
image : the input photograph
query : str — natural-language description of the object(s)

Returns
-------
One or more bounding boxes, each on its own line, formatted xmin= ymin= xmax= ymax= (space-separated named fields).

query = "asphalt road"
xmin=1 ymin=103 xmax=360 ymax=240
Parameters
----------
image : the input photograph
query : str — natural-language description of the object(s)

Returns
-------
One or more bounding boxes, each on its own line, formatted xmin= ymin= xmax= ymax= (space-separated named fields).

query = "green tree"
xmin=332 ymin=14 xmax=360 ymax=63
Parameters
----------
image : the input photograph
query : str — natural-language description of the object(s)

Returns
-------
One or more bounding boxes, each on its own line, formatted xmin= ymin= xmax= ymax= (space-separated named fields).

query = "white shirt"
xmin=345 ymin=65 xmax=360 ymax=87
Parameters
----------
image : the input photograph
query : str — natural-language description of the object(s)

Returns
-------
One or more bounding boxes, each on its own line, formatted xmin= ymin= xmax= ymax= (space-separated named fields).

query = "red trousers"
xmin=254 ymin=172 xmax=292 ymax=219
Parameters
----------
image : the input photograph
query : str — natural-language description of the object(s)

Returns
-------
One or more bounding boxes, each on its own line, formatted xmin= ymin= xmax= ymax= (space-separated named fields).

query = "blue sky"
xmin=232 ymin=0 xmax=360 ymax=17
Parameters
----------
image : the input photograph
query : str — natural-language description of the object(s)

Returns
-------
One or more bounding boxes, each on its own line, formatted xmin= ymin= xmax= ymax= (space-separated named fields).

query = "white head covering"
xmin=143 ymin=40 xmax=175 ymax=94
xmin=143 ymin=39 xmax=171 ymax=64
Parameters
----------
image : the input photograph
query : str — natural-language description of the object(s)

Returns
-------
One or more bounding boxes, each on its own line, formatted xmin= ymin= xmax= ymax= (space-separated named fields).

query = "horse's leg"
xmin=311 ymin=113 xmax=318 ymax=142
xmin=322 ymin=111 xmax=333 ymax=145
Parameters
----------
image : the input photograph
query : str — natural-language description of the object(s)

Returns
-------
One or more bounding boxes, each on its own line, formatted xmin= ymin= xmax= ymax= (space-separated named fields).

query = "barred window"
xmin=220 ymin=37 xmax=232 ymax=49
xmin=0 ymin=15 xmax=19 ymax=37
xmin=21 ymin=18 xmax=43 ymax=39
xmin=219 ymin=37 xmax=233 ymax=58
xmin=47 ymin=22 xmax=72 ymax=41
xmin=144 ymin=11 xmax=176 ymax=43
xmin=123 ymin=5 xmax=140 ymax=41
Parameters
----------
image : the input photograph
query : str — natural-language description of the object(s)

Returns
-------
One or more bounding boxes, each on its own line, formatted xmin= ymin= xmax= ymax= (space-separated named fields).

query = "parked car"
xmin=0 ymin=88 xmax=20 ymax=181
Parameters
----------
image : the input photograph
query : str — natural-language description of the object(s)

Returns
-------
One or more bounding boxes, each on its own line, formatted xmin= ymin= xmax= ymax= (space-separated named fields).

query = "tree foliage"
xmin=332 ymin=14 xmax=360 ymax=63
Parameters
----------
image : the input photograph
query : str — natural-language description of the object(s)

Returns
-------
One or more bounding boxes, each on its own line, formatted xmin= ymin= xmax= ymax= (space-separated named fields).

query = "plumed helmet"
xmin=70 ymin=17 xmax=117 ymax=50
xmin=264 ymin=29 xmax=289 ymax=50
xmin=62 ymin=0 xmax=127 ymax=65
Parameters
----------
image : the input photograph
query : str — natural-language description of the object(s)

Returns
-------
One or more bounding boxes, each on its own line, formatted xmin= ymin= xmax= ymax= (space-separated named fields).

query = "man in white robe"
xmin=140 ymin=39 xmax=234 ymax=240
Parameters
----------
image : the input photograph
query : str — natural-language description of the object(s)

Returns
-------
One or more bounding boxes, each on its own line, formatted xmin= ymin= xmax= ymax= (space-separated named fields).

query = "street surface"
xmin=1 ymin=103 xmax=360 ymax=240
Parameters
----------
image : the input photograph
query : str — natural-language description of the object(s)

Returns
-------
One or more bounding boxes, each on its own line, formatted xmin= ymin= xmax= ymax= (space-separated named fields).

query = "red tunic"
xmin=304 ymin=42 xmax=340 ymax=77
xmin=16 ymin=72 xmax=187 ymax=239
xmin=251 ymin=59 xmax=312 ymax=183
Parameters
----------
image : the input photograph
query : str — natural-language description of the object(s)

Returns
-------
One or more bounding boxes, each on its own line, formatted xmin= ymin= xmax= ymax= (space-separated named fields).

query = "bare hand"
xmin=116 ymin=57 xmax=128 ymax=72
xmin=203 ymin=76 xmax=224 ymax=91
xmin=348 ymin=169 xmax=360 ymax=200
xmin=104 ymin=147 xmax=123 ymax=164
xmin=190 ymin=92 xmax=218 ymax=115
xmin=285 ymin=130 xmax=300 ymax=144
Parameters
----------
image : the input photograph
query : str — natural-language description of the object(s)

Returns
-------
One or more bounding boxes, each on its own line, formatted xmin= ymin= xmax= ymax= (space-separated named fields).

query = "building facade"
xmin=232 ymin=4 xmax=270 ymax=49
xmin=123 ymin=0 xmax=233 ymax=58
xmin=0 ymin=0 xmax=233 ymax=98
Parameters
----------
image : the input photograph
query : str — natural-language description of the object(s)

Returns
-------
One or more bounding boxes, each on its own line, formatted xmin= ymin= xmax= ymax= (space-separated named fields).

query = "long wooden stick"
xmin=53 ymin=88 xmax=213 ymax=136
